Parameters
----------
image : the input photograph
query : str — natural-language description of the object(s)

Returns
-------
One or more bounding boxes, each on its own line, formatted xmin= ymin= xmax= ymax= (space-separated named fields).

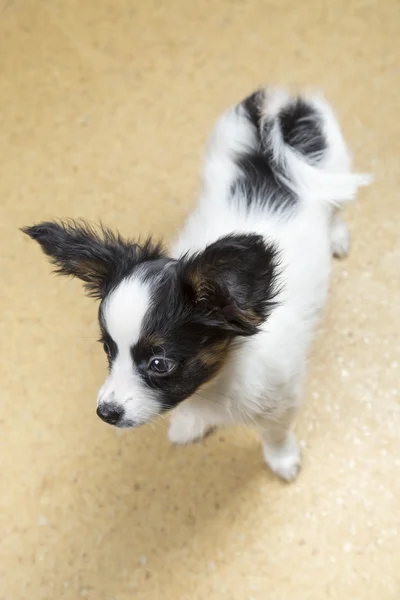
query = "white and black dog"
xmin=23 ymin=87 xmax=370 ymax=481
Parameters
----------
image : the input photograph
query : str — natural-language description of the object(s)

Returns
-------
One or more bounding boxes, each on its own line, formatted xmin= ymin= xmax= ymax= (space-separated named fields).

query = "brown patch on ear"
xmin=187 ymin=268 xmax=202 ymax=289
xmin=187 ymin=268 xmax=214 ymax=303
xmin=197 ymin=339 xmax=230 ymax=369
xmin=224 ymin=305 xmax=264 ymax=328
xmin=75 ymin=259 xmax=107 ymax=279
xmin=191 ymin=272 xmax=264 ymax=333
xmin=69 ymin=259 xmax=109 ymax=298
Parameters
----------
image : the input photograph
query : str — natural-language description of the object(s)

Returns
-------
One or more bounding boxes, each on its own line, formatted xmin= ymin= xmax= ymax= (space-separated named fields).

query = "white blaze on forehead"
xmin=99 ymin=274 xmax=161 ymax=427
xmin=103 ymin=275 xmax=151 ymax=349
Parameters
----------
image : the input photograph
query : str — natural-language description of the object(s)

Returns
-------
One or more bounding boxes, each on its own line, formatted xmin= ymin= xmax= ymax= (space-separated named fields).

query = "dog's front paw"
xmin=168 ymin=410 xmax=211 ymax=445
xmin=262 ymin=433 xmax=301 ymax=482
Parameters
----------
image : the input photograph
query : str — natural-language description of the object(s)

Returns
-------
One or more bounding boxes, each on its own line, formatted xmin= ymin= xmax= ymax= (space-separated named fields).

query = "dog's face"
xmin=96 ymin=265 xmax=233 ymax=427
xmin=23 ymin=221 xmax=278 ymax=428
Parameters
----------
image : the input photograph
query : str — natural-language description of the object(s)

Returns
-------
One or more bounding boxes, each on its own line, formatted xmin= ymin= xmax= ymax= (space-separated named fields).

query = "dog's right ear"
xmin=22 ymin=220 xmax=164 ymax=299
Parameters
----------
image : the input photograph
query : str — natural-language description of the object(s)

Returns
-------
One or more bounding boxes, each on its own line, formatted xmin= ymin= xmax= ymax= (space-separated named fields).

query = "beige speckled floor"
xmin=1 ymin=1 xmax=399 ymax=598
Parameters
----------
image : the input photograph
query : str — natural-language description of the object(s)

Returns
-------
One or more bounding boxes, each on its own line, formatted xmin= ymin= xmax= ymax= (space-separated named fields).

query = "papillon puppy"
xmin=23 ymin=87 xmax=370 ymax=481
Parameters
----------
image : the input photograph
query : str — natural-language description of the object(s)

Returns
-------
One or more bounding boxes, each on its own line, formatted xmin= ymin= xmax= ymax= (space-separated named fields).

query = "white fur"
xmin=261 ymin=432 xmax=301 ymax=482
xmin=169 ymin=88 xmax=370 ymax=481
xmin=103 ymin=276 xmax=150 ymax=348
xmin=98 ymin=276 xmax=160 ymax=425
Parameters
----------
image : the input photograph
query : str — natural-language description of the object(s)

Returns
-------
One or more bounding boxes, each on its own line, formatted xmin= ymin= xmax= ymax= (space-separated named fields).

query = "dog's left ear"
xmin=181 ymin=234 xmax=279 ymax=336
xmin=22 ymin=220 xmax=164 ymax=299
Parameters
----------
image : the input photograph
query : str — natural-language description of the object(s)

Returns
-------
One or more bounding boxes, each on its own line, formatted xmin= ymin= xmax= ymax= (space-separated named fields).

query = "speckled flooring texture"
xmin=1 ymin=0 xmax=399 ymax=598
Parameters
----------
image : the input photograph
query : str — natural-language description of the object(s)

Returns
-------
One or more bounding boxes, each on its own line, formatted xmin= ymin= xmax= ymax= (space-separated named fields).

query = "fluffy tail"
xmin=243 ymin=87 xmax=372 ymax=206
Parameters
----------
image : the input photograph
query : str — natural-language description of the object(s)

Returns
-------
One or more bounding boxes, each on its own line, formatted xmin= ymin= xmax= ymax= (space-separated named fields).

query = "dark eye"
xmin=148 ymin=357 xmax=176 ymax=375
xmin=103 ymin=342 xmax=111 ymax=357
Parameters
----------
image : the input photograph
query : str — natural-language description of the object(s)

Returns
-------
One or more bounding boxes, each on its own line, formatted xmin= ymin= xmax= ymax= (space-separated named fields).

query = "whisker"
xmin=195 ymin=391 xmax=227 ymax=409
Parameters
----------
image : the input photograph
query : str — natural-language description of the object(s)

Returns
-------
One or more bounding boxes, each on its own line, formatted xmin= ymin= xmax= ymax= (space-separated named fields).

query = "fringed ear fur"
xmin=22 ymin=220 xmax=164 ymax=299
xmin=181 ymin=234 xmax=279 ymax=336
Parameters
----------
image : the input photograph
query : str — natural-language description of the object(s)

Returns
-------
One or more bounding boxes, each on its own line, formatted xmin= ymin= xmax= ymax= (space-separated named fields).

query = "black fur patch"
xmin=232 ymin=91 xmax=295 ymax=212
xmin=231 ymin=150 xmax=295 ymax=212
xmin=231 ymin=90 xmax=327 ymax=213
xmin=279 ymin=97 xmax=326 ymax=163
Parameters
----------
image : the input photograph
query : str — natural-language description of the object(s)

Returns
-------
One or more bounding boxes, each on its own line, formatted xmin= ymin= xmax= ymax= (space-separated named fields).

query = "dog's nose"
xmin=96 ymin=403 xmax=124 ymax=425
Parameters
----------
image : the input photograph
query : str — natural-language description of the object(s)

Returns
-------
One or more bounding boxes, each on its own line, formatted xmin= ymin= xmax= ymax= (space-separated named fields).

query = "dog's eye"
xmin=103 ymin=342 xmax=111 ymax=357
xmin=148 ymin=357 xmax=176 ymax=375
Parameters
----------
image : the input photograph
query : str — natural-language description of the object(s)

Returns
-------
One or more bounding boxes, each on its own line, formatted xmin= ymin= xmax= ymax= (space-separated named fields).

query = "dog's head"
xmin=23 ymin=221 xmax=279 ymax=428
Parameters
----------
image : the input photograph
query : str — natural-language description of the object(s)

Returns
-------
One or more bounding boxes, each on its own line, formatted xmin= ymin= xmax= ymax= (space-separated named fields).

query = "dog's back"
xmin=173 ymin=87 xmax=369 ymax=258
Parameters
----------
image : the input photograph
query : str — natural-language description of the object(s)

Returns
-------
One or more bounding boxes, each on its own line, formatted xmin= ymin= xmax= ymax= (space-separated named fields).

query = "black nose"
xmin=96 ymin=403 xmax=124 ymax=425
